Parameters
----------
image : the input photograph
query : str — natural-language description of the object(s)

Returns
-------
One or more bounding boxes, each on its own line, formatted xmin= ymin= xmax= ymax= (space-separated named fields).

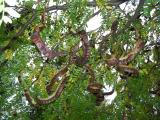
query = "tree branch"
xmin=99 ymin=0 xmax=145 ymax=52
xmin=46 ymin=0 xmax=130 ymax=11
xmin=0 ymin=10 xmax=36 ymax=54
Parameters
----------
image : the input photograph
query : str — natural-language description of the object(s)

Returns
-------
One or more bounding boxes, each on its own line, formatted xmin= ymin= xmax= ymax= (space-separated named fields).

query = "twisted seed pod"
xmin=73 ymin=30 xmax=90 ymax=65
xmin=31 ymin=26 xmax=65 ymax=59
xmin=24 ymin=89 xmax=37 ymax=107
xmin=46 ymin=66 xmax=68 ymax=94
xmin=37 ymin=76 xmax=68 ymax=105
xmin=79 ymin=30 xmax=90 ymax=64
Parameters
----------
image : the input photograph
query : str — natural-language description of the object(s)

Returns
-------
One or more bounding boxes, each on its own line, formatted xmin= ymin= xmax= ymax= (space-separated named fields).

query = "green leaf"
xmin=4 ymin=49 xmax=13 ymax=60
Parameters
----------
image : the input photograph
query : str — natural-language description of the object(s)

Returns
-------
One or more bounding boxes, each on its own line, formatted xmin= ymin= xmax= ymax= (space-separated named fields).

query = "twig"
xmin=98 ymin=0 xmax=145 ymax=53
xmin=0 ymin=10 xmax=36 ymax=53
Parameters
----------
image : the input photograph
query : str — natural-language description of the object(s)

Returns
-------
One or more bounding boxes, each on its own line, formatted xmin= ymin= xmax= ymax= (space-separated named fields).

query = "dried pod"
xmin=117 ymin=65 xmax=139 ymax=76
xmin=77 ymin=30 xmax=90 ymax=64
xmin=31 ymin=26 xmax=65 ymax=59
xmin=87 ymin=82 xmax=103 ymax=94
xmin=111 ymin=20 xmax=118 ymax=33
xmin=106 ymin=56 xmax=119 ymax=67
xmin=96 ymin=92 xmax=104 ymax=106
xmin=37 ymin=77 xmax=68 ymax=105
xmin=119 ymin=40 xmax=144 ymax=64
xmin=46 ymin=66 xmax=68 ymax=94
xmin=24 ymin=89 xmax=37 ymax=107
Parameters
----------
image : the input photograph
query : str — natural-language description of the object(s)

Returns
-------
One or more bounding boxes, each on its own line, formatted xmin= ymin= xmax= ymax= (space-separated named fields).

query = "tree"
xmin=0 ymin=0 xmax=160 ymax=119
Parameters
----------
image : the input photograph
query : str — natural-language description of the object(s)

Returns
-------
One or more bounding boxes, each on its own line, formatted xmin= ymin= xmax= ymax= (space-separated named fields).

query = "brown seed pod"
xmin=31 ymin=25 xmax=65 ymax=59
xmin=37 ymin=76 xmax=69 ymax=105
xmin=24 ymin=89 xmax=37 ymax=107
xmin=87 ymin=82 xmax=103 ymax=94
xmin=117 ymin=65 xmax=139 ymax=76
xmin=111 ymin=20 xmax=118 ymax=33
xmin=74 ymin=30 xmax=90 ymax=65
xmin=46 ymin=66 xmax=68 ymax=94
xmin=106 ymin=56 xmax=119 ymax=67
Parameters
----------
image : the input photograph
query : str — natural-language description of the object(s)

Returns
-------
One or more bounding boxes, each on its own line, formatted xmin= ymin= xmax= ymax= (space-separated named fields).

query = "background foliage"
xmin=0 ymin=0 xmax=160 ymax=119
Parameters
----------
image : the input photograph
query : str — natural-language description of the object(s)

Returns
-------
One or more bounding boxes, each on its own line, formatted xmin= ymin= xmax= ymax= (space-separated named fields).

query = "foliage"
xmin=0 ymin=0 xmax=160 ymax=119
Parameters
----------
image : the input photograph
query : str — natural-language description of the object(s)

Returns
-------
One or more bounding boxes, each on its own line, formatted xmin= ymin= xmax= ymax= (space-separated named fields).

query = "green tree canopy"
xmin=0 ymin=0 xmax=160 ymax=119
